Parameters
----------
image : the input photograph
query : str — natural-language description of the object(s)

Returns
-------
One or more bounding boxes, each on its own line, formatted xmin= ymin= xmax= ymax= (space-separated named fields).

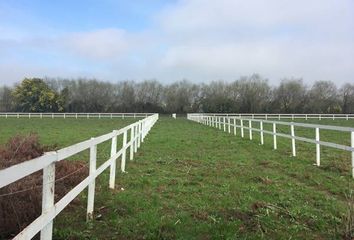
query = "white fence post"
xmin=273 ymin=123 xmax=277 ymax=150
xmin=291 ymin=124 xmax=296 ymax=157
xmin=351 ymin=131 xmax=354 ymax=178
xmin=316 ymin=128 xmax=320 ymax=166
xmin=109 ymin=131 xmax=117 ymax=189
xmin=87 ymin=138 xmax=97 ymax=220
xmin=129 ymin=126 xmax=135 ymax=160
xmin=260 ymin=121 xmax=264 ymax=145
xmin=138 ymin=122 xmax=142 ymax=148
xmin=223 ymin=117 xmax=226 ymax=132
xmin=40 ymin=160 xmax=55 ymax=240
xmin=219 ymin=117 xmax=222 ymax=129
xmin=249 ymin=120 xmax=252 ymax=140
xmin=134 ymin=124 xmax=138 ymax=153
xmin=228 ymin=117 xmax=231 ymax=133
xmin=241 ymin=119 xmax=244 ymax=138
xmin=233 ymin=118 xmax=236 ymax=135
xmin=121 ymin=130 xmax=127 ymax=172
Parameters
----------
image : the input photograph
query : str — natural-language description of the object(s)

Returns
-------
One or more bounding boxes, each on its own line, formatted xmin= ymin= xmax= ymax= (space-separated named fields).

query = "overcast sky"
xmin=0 ymin=0 xmax=353 ymax=86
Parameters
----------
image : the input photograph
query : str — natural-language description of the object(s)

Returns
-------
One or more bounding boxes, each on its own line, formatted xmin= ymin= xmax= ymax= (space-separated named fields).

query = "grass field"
xmin=1 ymin=117 xmax=354 ymax=239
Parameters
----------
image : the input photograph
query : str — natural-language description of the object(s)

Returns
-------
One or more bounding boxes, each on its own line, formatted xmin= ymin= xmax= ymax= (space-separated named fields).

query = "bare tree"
xmin=306 ymin=81 xmax=341 ymax=113
xmin=273 ymin=78 xmax=307 ymax=113
xmin=341 ymin=83 xmax=354 ymax=113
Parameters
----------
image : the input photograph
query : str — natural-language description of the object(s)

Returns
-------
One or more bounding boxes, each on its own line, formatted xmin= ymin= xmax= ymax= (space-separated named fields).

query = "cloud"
xmin=153 ymin=0 xmax=354 ymax=84
xmin=63 ymin=29 xmax=131 ymax=59
xmin=0 ymin=0 xmax=354 ymax=85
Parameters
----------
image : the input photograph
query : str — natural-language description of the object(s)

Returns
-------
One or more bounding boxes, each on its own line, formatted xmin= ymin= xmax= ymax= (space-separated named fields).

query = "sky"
xmin=0 ymin=0 xmax=353 ymax=86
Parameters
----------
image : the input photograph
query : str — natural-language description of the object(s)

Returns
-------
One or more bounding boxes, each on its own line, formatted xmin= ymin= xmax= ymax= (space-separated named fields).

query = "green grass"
xmin=1 ymin=117 xmax=353 ymax=239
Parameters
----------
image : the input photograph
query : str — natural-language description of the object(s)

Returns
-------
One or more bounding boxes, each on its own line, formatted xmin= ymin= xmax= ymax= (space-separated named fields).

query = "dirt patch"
xmin=254 ymin=176 xmax=273 ymax=185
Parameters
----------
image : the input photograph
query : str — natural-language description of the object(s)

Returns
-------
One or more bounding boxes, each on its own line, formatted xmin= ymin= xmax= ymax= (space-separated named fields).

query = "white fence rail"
xmin=0 ymin=114 xmax=159 ymax=240
xmin=0 ymin=112 xmax=155 ymax=119
xmin=192 ymin=113 xmax=354 ymax=120
xmin=187 ymin=113 xmax=354 ymax=178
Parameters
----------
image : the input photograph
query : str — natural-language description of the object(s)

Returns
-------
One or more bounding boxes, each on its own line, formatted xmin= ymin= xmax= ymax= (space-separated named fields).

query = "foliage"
xmin=1 ymin=75 xmax=353 ymax=113
xmin=12 ymin=78 xmax=64 ymax=112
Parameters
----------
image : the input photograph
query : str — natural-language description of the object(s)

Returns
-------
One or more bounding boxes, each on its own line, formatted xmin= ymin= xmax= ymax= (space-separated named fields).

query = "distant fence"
xmin=0 ymin=112 xmax=155 ymax=119
xmin=187 ymin=113 xmax=354 ymax=178
xmin=0 ymin=114 xmax=159 ymax=239
xmin=194 ymin=113 xmax=354 ymax=120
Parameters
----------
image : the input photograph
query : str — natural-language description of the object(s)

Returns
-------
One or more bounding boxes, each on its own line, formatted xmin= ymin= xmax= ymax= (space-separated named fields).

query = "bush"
xmin=0 ymin=134 xmax=88 ymax=239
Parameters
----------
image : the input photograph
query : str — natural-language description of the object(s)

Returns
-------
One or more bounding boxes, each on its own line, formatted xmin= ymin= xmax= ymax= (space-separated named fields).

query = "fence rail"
xmin=187 ymin=113 xmax=354 ymax=178
xmin=0 ymin=114 xmax=159 ymax=240
xmin=0 ymin=112 xmax=155 ymax=119
xmin=188 ymin=113 xmax=354 ymax=120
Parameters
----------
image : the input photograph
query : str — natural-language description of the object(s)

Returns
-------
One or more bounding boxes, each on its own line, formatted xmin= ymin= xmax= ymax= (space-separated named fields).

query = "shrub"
xmin=0 ymin=134 xmax=88 ymax=239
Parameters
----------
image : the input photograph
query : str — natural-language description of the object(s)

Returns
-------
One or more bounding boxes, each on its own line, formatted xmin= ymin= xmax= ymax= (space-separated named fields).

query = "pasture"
xmin=1 ymin=117 xmax=353 ymax=239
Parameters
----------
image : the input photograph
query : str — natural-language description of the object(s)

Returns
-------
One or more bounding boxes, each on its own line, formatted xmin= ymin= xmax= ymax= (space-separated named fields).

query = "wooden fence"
xmin=187 ymin=113 xmax=354 ymax=178
xmin=0 ymin=114 xmax=159 ymax=239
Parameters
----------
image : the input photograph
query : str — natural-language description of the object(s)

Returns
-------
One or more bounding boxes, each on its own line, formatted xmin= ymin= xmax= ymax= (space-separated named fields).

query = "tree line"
xmin=0 ymin=74 xmax=353 ymax=113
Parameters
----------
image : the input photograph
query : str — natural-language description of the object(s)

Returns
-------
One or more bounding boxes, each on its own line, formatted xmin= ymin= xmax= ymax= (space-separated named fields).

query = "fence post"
xmin=129 ymin=126 xmax=135 ymax=160
xmin=134 ymin=124 xmax=138 ymax=152
xmin=291 ymin=124 xmax=296 ymax=157
xmin=228 ymin=117 xmax=231 ymax=133
xmin=40 ymin=113 xmax=43 ymax=119
xmin=233 ymin=118 xmax=236 ymax=135
xmin=316 ymin=128 xmax=320 ymax=166
xmin=223 ymin=117 xmax=226 ymax=132
xmin=260 ymin=121 xmax=264 ymax=145
xmin=351 ymin=131 xmax=354 ymax=178
xmin=121 ymin=130 xmax=127 ymax=172
xmin=109 ymin=131 xmax=117 ymax=189
xmin=219 ymin=117 xmax=222 ymax=129
xmin=346 ymin=115 xmax=348 ymax=121
xmin=305 ymin=114 xmax=308 ymax=120
xmin=273 ymin=123 xmax=277 ymax=150
xmin=241 ymin=119 xmax=244 ymax=138
xmin=249 ymin=120 xmax=252 ymax=140
xmin=265 ymin=114 xmax=268 ymax=120
xmin=141 ymin=121 xmax=145 ymax=142
xmin=87 ymin=138 xmax=97 ymax=220
xmin=40 ymin=160 xmax=56 ymax=240
xmin=138 ymin=122 xmax=142 ymax=148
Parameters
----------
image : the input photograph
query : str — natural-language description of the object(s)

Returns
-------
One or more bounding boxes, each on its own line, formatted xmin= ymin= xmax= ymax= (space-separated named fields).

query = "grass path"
xmin=55 ymin=118 xmax=353 ymax=239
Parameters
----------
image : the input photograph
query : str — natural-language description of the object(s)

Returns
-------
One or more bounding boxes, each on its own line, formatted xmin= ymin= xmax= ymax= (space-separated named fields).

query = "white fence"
xmin=192 ymin=113 xmax=354 ymax=120
xmin=0 ymin=114 xmax=159 ymax=240
xmin=0 ymin=112 xmax=155 ymax=119
xmin=187 ymin=114 xmax=354 ymax=178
